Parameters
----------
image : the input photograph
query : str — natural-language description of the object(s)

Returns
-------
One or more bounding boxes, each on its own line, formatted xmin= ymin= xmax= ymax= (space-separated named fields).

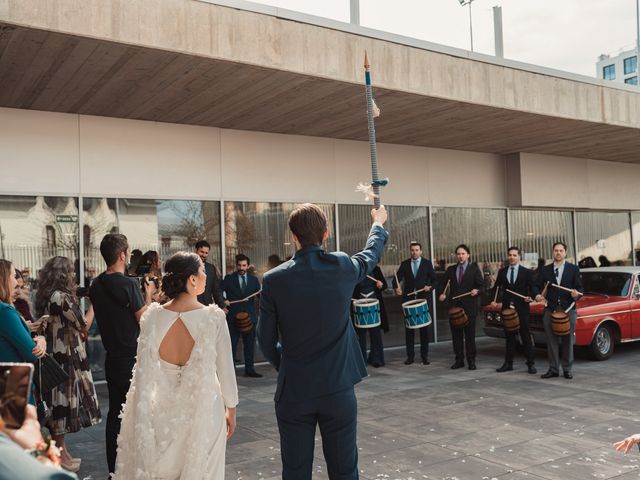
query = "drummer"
xmin=438 ymin=244 xmax=483 ymax=370
xmin=392 ymin=242 xmax=437 ymax=365
xmin=352 ymin=265 xmax=388 ymax=367
xmin=535 ymin=242 xmax=583 ymax=380
xmin=490 ymin=247 xmax=538 ymax=374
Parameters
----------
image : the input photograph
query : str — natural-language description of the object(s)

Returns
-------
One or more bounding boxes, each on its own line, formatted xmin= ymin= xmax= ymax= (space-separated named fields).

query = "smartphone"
xmin=0 ymin=363 xmax=34 ymax=429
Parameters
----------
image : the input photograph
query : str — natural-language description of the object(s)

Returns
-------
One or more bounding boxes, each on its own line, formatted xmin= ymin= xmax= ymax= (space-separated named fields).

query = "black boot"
xmin=450 ymin=360 xmax=464 ymax=369
xmin=496 ymin=362 xmax=513 ymax=373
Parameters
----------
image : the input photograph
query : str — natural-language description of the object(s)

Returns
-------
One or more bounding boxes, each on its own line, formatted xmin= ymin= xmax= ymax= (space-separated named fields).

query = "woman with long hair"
xmin=0 ymin=259 xmax=46 ymax=365
xmin=114 ymin=252 xmax=238 ymax=479
xmin=35 ymin=256 xmax=101 ymax=472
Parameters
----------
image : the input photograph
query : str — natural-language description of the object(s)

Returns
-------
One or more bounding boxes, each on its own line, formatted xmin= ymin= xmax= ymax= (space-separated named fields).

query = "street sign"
xmin=55 ymin=214 xmax=78 ymax=223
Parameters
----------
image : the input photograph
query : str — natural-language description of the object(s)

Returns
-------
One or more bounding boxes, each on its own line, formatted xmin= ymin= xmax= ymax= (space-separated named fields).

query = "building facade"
xmin=597 ymin=48 xmax=639 ymax=85
xmin=2 ymin=0 xmax=640 ymax=375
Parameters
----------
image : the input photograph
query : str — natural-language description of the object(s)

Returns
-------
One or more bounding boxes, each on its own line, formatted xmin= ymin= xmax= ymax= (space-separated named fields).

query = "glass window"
xmin=575 ymin=211 xmax=632 ymax=267
xmin=431 ymin=207 xmax=508 ymax=340
xmin=339 ymin=204 xmax=430 ymax=346
xmin=0 ymin=195 xmax=79 ymax=289
xmin=82 ymin=197 xmax=222 ymax=379
xmin=603 ymin=64 xmax=616 ymax=80
xmin=624 ymin=56 xmax=637 ymax=75
xmin=625 ymin=76 xmax=638 ymax=85
xmin=509 ymin=209 xmax=576 ymax=268
xmin=580 ymin=271 xmax=632 ymax=297
xmin=224 ymin=202 xmax=335 ymax=278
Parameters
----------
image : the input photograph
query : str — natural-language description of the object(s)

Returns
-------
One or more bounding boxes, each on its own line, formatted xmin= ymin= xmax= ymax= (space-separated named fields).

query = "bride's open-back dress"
xmin=114 ymin=303 xmax=238 ymax=480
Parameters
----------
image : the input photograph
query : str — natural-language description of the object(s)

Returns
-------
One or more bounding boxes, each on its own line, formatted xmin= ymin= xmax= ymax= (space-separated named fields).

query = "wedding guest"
xmin=35 ymin=257 xmax=101 ymax=472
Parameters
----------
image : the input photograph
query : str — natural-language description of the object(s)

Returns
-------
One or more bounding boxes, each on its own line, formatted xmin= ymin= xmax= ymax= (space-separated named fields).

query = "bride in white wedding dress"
xmin=114 ymin=252 xmax=238 ymax=480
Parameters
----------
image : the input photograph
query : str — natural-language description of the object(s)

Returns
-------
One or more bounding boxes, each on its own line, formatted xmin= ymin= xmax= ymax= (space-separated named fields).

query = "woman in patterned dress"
xmin=35 ymin=256 xmax=101 ymax=472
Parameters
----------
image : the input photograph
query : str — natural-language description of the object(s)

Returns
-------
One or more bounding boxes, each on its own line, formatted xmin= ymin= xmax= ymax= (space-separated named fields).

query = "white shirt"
xmin=553 ymin=261 xmax=565 ymax=284
xmin=411 ymin=257 xmax=422 ymax=277
xmin=507 ymin=263 xmax=520 ymax=284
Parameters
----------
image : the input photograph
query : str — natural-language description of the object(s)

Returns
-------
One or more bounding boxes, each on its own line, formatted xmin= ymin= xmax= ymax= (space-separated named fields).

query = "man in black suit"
xmin=491 ymin=246 xmax=538 ymax=374
xmin=439 ymin=244 xmax=484 ymax=370
xmin=535 ymin=241 xmax=583 ymax=380
xmin=393 ymin=242 xmax=436 ymax=365
xmin=257 ymin=203 xmax=388 ymax=480
xmin=194 ymin=240 xmax=225 ymax=309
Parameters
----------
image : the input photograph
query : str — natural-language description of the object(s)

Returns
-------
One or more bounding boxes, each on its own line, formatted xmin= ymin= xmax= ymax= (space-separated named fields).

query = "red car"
xmin=483 ymin=267 xmax=640 ymax=360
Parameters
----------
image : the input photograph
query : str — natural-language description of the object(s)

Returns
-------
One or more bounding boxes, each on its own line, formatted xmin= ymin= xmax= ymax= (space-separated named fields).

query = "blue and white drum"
xmin=402 ymin=299 xmax=431 ymax=329
xmin=353 ymin=298 xmax=381 ymax=328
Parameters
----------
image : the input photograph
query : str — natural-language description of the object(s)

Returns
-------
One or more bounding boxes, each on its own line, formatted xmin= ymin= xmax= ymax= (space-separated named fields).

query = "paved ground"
xmin=69 ymin=338 xmax=640 ymax=480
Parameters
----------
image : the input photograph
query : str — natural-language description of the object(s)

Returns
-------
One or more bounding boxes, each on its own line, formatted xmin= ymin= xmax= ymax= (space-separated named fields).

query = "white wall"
xmin=4 ymin=107 xmax=636 ymax=211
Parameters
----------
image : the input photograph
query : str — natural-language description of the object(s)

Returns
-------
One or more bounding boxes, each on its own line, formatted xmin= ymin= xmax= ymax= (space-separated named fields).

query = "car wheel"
xmin=589 ymin=324 xmax=614 ymax=361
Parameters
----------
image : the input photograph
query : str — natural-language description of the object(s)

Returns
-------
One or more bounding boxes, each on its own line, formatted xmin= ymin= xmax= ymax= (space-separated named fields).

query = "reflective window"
xmin=224 ymin=202 xmax=335 ymax=277
xmin=581 ymin=271 xmax=632 ymax=297
xmin=575 ymin=211 xmax=631 ymax=267
xmin=625 ymin=76 xmax=638 ymax=85
xmin=509 ymin=209 xmax=576 ymax=268
xmin=431 ymin=207 xmax=507 ymax=340
xmin=624 ymin=56 xmax=637 ymax=75
xmin=339 ymin=204 xmax=430 ymax=346
xmin=603 ymin=64 xmax=616 ymax=80
xmin=82 ymin=198 xmax=222 ymax=379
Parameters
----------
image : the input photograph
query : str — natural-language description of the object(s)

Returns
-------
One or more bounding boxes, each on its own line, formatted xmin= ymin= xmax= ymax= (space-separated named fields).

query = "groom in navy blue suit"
xmin=258 ymin=203 xmax=388 ymax=480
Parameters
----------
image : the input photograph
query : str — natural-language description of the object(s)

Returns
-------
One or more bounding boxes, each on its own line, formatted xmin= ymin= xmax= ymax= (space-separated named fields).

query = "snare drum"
xmin=353 ymin=298 xmax=381 ymax=328
xmin=402 ymin=299 xmax=431 ymax=329
xmin=550 ymin=310 xmax=570 ymax=336
xmin=501 ymin=308 xmax=520 ymax=333
xmin=448 ymin=307 xmax=469 ymax=329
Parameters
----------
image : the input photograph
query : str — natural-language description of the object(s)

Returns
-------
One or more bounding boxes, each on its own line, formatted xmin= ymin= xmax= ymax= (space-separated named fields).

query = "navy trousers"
xmin=276 ymin=387 xmax=358 ymax=480
xmin=229 ymin=321 xmax=256 ymax=372
xmin=356 ymin=326 xmax=384 ymax=366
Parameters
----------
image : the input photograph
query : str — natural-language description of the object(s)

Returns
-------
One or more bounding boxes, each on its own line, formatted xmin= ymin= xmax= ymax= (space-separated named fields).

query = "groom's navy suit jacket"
xmin=257 ymin=224 xmax=388 ymax=403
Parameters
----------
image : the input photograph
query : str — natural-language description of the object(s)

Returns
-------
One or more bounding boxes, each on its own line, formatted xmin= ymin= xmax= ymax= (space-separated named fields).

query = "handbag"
xmin=33 ymin=354 xmax=69 ymax=394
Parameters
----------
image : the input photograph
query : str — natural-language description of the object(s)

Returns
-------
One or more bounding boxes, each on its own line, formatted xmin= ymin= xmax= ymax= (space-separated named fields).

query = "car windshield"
xmin=580 ymin=272 xmax=632 ymax=297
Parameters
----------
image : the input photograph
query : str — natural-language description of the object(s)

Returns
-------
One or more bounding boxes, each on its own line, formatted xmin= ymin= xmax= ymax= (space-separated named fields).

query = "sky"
xmin=248 ymin=0 xmax=638 ymax=77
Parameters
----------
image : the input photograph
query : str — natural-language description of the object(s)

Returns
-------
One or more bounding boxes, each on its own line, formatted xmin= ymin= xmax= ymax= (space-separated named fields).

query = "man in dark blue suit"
xmin=223 ymin=253 xmax=262 ymax=378
xmin=535 ymin=241 xmax=583 ymax=380
xmin=257 ymin=203 xmax=388 ymax=480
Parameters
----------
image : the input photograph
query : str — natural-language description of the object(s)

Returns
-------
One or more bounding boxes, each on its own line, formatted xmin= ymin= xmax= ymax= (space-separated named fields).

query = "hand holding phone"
xmin=0 ymin=363 xmax=34 ymax=429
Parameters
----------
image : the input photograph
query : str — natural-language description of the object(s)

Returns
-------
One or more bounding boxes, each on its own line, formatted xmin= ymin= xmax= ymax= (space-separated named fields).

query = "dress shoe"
xmin=468 ymin=362 xmax=477 ymax=370
xmin=404 ymin=358 xmax=414 ymax=365
xmin=563 ymin=371 xmax=573 ymax=379
xmin=371 ymin=363 xmax=384 ymax=368
xmin=540 ymin=370 xmax=559 ymax=379
xmin=450 ymin=361 xmax=464 ymax=369
xmin=61 ymin=459 xmax=81 ymax=473
xmin=496 ymin=362 xmax=513 ymax=373
xmin=244 ymin=370 xmax=263 ymax=378
xmin=527 ymin=365 xmax=537 ymax=375
xmin=421 ymin=358 xmax=430 ymax=365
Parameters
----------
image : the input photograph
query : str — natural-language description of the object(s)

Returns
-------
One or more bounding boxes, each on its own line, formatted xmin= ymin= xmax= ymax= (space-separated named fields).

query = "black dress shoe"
xmin=540 ymin=370 xmax=559 ymax=379
xmin=244 ymin=371 xmax=263 ymax=378
xmin=421 ymin=358 xmax=430 ymax=365
xmin=450 ymin=361 xmax=464 ymax=369
xmin=468 ymin=362 xmax=477 ymax=370
xmin=404 ymin=358 xmax=414 ymax=365
xmin=527 ymin=365 xmax=537 ymax=375
xmin=496 ymin=362 xmax=513 ymax=373
xmin=563 ymin=372 xmax=573 ymax=379
xmin=371 ymin=363 xmax=384 ymax=368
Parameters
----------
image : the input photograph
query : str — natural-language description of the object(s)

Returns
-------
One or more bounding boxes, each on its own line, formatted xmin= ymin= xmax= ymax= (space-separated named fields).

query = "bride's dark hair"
xmin=161 ymin=252 xmax=202 ymax=299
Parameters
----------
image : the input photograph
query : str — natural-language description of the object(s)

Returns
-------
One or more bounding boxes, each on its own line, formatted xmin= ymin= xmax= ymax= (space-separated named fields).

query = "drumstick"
xmin=366 ymin=275 xmax=377 ymax=282
xmin=451 ymin=290 xmax=474 ymax=300
xmin=505 ymin=288 xmax=529 ymax=300
xmin=492 ymin=286 xmax=500 ymax=303
xmin=564 ymin=301 xmax=576 ymax=313
xmin=394 ymin=271 xmax=400 ymax=289
xmin=407 ymin=286 xmax=429 ymax=296
xmin=444 ymin=280 xmax=450 ymax=296
xmin=551 ymin=283 xmax=583 ymax=296
xmin=228 ymin=289 xmax=263 ymax=305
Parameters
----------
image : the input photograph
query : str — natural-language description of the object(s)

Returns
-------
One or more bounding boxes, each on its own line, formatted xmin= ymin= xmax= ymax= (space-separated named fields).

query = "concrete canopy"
xmin=0 ymin=0 xmax=639 ymax=163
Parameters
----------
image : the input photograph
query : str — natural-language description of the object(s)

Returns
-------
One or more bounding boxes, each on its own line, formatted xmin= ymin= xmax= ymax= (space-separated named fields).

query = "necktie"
xmin=510 ymin=267 xmax=515 ymax=284
xmin=241 ymin=275 xmax=246 ymax=294
xmin=457 ymin=264 xmax=464 ymax=284
xmin=412 ymin=260 xmax=418 ymax=277
xmin=554 ymin=267 xmax=559 ymax=283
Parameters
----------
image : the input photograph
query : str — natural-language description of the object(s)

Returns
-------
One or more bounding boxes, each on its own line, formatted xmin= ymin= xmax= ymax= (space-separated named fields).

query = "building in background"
xmin=597 ymin=47 xmax=639 ymax=85
xmin=2 ymin=0 xmax=640 ymax=367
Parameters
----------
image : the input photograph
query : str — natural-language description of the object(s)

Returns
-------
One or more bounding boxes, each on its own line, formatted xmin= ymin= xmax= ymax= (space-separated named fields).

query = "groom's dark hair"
xmin=288 ymin=203 xmax=327 ymax=247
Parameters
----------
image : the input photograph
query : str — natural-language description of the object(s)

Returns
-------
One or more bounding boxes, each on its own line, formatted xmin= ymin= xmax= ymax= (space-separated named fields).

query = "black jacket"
xmin=353 ymin=265 xmax=389 ymax=332
xmin=493 ymin=265 xmax=538 ymax=311
xmin=536 ymin=262 xmax=583 ymax=311
xmin=441 ymin=262 xmax=484 ymax=316
xmin=392 ymin=257 xmax=437 ymax=302
xmin=197 ymin=262 xmax=225 ymax=308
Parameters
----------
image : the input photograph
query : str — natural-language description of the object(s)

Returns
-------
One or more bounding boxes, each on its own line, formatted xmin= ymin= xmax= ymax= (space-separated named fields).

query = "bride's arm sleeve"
xmin=215 ymin=311 xmax=239 ymax=408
